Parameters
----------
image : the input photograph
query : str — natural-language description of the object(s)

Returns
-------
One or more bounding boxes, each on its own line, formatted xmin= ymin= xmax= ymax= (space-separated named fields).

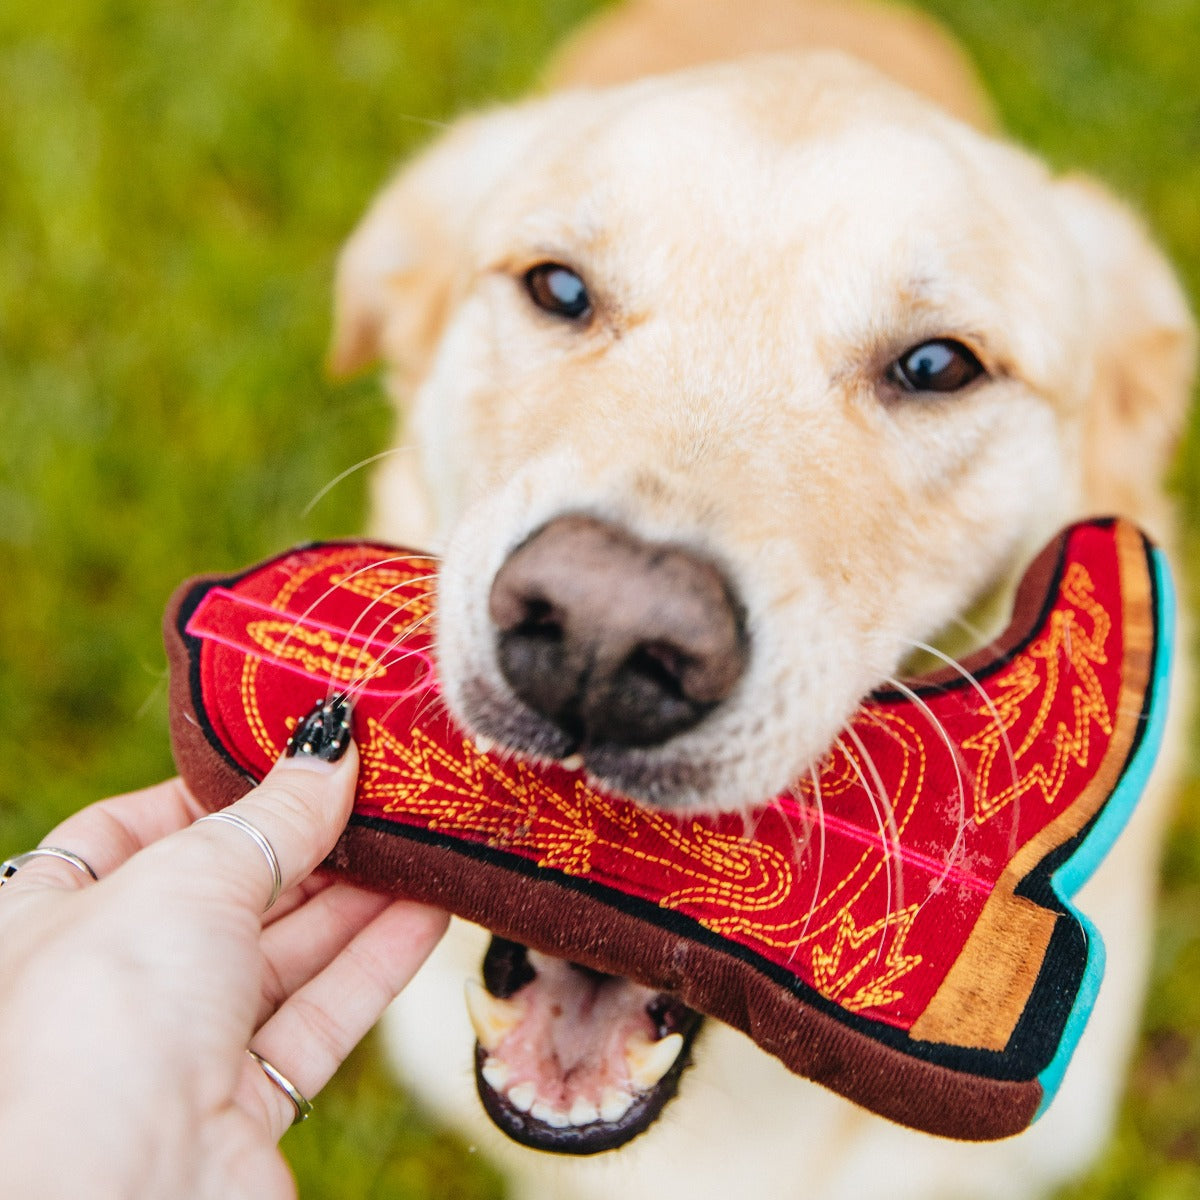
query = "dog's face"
xmin=335 ymin=52 xmax=1192 ymax=1153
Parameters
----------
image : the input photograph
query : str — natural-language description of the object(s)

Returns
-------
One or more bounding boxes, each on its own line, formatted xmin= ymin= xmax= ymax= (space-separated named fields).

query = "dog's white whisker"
xmin=230 ymin=552 xmax=435 ymax=752
xmin=737 ymin=799 xmax=773 ymax=848
xmin=771 ymin=784 xmax=818 ymax=967
xmin=327 ymin=580 xmax=438 ymax=713
xmin=380 ymin=668 xmax=446 ymax=736
xmin=798 ymin=763 xmax=828 ymax=946
xmin=838 ymin=726 xmax=902 ymax=967
xmin=880 ymin=677 xmax=973 ymax=919
xmin=362 ymin=598 xmax=437 ymax=673
xmin=908 ymin=639 xmax=1023 ymax=856
xmin=301 ymin=447 xmax=418 ymax=518
xmin=325 ymin=566 xmax=437 ymax=705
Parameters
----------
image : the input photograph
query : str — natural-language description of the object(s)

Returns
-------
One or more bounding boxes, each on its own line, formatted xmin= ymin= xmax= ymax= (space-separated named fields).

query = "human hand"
xmin=0 ymin=715 xmax=448 ymax=1200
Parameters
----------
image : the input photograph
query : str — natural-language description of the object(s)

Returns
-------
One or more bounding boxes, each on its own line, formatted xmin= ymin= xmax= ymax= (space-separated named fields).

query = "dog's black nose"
xmin=488 ymin=515 xmax=748 ymax=748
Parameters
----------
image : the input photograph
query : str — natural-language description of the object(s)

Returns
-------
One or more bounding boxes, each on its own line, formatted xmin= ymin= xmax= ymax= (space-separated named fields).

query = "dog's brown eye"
xmin=524 ymin=263 xmax=591 ymax=320
xmin=889 ymin=339 xmax=985 ymax=394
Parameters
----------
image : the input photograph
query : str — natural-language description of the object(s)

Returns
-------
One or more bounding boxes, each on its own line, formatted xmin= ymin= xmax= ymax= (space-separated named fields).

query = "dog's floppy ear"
xmin=329 ymin=100 xmax=561 ymax=380
xmin=1054 ymin=176 xmax=1196 ymax=530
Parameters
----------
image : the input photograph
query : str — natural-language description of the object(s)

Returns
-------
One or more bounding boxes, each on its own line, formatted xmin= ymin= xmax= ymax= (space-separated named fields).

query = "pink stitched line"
xmin=777 ymin=798 xmax=992 ymax=896
xmin=187 ymin=588 xmax=436 ymax=699
xmin=189 ymin=593 xmax=992 ymax=896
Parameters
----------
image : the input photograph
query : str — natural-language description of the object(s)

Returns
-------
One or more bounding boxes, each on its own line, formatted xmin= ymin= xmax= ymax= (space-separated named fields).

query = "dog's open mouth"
xmin=468 ymin=937 xmax=704 ymax=1154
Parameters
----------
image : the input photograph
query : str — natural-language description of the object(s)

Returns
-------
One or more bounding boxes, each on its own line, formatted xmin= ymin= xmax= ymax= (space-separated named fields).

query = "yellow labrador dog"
xmin=331 ymin=1 xmax=1195 ymax=1196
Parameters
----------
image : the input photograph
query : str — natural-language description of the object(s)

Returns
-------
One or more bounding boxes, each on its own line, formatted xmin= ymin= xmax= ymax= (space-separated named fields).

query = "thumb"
xmin=181 ymin=697 xmax=360 ymax=914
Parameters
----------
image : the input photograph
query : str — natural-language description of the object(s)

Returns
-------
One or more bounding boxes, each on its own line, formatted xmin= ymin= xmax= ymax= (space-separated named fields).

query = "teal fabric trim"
xmin=1034 ymin=547 xmax=1175 ymax=1119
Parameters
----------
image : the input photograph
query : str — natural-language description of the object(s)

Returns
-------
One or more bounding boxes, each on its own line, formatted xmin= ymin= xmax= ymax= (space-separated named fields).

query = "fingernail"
xmin=286 ymin=695 xmax=354 ymax=764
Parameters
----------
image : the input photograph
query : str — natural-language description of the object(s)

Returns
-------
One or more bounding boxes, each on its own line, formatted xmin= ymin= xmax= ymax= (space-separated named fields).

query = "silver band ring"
xmin=248 ymin=1049 xmax=314 ymax=1125
xmin=0 ymin=847 xmax=99 ymax=888
xmin=195 ymin=811 xmax=283 ymax=911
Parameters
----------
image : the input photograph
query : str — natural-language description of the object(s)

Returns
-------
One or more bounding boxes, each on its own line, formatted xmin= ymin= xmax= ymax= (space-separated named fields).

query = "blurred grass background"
xmin=1 ymin=1 xmax=1197 ymax=1196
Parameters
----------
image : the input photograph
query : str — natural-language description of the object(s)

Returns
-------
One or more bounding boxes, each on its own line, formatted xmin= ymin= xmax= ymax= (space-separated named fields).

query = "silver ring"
xmin=0 ymin=847 xmax=99 ymax=889
xmin=195 ymin=811 xmax=283 ymax=910
xmin=247 ymin=1049 xmax=313 ymax=1125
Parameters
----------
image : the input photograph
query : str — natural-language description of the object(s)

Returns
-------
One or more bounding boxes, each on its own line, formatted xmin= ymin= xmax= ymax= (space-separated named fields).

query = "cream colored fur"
xmin=332 ymin=2 xmax=1195 ymax=1196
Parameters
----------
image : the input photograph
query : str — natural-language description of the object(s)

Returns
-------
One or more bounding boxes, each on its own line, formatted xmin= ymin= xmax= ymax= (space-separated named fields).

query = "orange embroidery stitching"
xmin=361 ymin=721 xmax=796 ymax=903
xmin=810 ymin=904 xmax=922 ymax=1012
xmin=245 ymin=620 xmax=388 ymax=686
xmin=243 ymin=548 xmax=433 ymax=765
xmin=753 ymin=710 xmax=927 ymax=949
xmin=331 ymin=563 xmax=437 ymax=631
xmin=358 ymin=718 xmax=920 ymax=1007
xmin=965 ymin=563 xmax=1111 ymax=823
xmin=241 ymin=655 xmax=278 ymax=761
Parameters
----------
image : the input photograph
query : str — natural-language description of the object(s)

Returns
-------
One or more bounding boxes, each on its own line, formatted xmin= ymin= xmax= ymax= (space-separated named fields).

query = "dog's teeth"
xmin=480 ymin=1058 xmax=511 ymax=1092
xmin=559 ymin=753 xmax=584 ymax=771
xmin=599 ymin=1087 xmax=634 ymax=1123
xmin=625 ymin=1032 xmax=684 ymax=1091
xmin=531 ymin=1101 xmax=570 ymax=1128
xmin=568 ymin=1097 xmax=600 ymax=1126
xmin=474 ymin=734 xmax=497 ymax=755
xmin=464 ymin=979 xmax=523 ymax=1051
xmin=507 ymin=1082 xmax=537 ymax=1112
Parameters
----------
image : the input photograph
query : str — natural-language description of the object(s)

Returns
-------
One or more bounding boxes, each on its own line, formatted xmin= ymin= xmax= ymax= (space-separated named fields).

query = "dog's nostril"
xmin=488 ymin=515 xmax=748 ymax=751
xmin=513 ymin=597 xmax=564 ymax=641
xmin=625 ymin=641 xmax=691 ymax=700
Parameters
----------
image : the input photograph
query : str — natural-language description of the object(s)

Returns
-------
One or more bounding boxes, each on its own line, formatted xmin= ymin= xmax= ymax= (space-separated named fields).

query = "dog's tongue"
xmin=469 ymin=938 xmax=702 ymax=1154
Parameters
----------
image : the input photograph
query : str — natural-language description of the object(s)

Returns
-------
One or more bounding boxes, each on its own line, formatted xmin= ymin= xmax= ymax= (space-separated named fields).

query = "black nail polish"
xmin=286 ymin=694 xmax=354 ymax=762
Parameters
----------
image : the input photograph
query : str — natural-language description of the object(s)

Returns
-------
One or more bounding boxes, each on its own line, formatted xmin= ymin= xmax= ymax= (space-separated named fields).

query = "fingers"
xmin=245 ymin=899 xmax=449 ymax=1139
xmin=256 ymin=882 xmax=393 ymax=1025
xmin=7 ymin=696 xmax=358 ymax=909
xmin=144 ymin=742 xmax=361 ymax=918
xmin=260 ymin=870 xmax=336 ymax=928
xmin=0 ymin=778 xmax=201 ymax=895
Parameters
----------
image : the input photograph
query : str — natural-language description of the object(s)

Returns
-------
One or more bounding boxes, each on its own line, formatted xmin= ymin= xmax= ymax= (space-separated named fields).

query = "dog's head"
xmin=333 ymin=52 xmax=1193 ymax=1151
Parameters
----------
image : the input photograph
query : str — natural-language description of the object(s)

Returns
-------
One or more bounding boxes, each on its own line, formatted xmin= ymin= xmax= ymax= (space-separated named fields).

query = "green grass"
xmin=2 ymin=1 xmax=1198 ymax=1196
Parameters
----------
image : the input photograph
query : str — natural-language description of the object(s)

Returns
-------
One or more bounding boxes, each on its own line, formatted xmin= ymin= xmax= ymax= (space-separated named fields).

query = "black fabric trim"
xmin=871 ymin=527 xmax=1074 ymax=702
xmin=171 ymin=522 xmax=1159 ymax=1089
xmin=340 ymin=527 xmax=1159 ymax=1084
xmin=174 ymin=541 xmax=401 ymax=780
